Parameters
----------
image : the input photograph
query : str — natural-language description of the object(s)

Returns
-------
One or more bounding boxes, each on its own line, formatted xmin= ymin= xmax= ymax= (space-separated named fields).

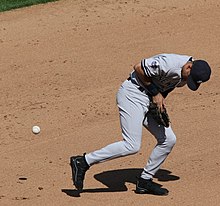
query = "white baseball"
xmin=32 ymin=126 xmax=41 ymax=134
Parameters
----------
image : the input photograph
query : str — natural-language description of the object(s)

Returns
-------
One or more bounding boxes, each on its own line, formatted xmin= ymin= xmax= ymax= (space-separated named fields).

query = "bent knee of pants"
xmin=163 ymin=133 xmax=176 ymax=151
xmin=157 ymin=132 xmax=176 ymax=153
xmin=123 ymin=140 xmax=141 ymax=155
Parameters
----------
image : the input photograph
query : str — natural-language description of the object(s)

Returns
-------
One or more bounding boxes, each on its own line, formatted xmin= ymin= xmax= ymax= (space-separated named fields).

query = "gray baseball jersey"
xmin=130 ymin=53 xmax=193 ymax=92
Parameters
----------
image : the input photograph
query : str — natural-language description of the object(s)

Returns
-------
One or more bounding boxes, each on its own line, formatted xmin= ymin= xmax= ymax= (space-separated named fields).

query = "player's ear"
xmin=186 ymin=62 xmax=193 ymax=72
xmin=182 ymin=62 xmax=193 ymax=80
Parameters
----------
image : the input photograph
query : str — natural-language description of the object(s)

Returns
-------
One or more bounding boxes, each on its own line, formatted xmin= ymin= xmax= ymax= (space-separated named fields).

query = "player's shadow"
xmin=62 ymin=168 xmax=179 ymax=197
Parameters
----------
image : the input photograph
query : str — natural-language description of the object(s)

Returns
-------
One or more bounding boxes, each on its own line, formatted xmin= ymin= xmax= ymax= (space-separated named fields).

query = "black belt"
xmin=127 ymin=77 xmax=145 ymax=92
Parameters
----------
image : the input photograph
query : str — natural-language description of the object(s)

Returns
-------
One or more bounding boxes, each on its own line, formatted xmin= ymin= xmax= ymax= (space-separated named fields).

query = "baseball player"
xmin=70 ymin=53 xmax=211 ymax=196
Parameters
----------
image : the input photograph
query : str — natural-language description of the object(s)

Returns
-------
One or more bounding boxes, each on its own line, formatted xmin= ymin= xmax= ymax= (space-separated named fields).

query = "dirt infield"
xmin=0 ymin=0 xmax=220 ymax=205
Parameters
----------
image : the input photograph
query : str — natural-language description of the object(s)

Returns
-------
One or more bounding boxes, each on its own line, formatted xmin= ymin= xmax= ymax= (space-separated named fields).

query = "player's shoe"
xmin=70 ymin=154 xmax=90 ymax=192
xmin=135 ymin=177 xmax=169 ymax=196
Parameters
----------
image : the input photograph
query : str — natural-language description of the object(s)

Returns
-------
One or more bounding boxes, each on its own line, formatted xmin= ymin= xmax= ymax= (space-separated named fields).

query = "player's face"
xmin=181 ymin=62 xmax=193 ymax=80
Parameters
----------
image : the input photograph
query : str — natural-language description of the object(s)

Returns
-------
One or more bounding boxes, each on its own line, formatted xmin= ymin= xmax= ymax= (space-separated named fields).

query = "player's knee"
xmin=131 ymin=144 xmax=141 ymax=154
xmin=124 ymin=141 xmax=141 ymax=154
xmin=166 ymin=133 xmax=176 ymax=148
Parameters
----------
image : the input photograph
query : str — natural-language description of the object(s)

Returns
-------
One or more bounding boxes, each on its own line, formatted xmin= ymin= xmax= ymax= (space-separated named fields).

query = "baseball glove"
xmin=148 ymin=103 xmax=170 ymax=127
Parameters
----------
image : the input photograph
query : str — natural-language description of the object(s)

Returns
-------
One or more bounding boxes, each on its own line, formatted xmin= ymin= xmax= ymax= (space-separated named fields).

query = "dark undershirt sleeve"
xmin=161 ymin=87 xmax=175 ymax=98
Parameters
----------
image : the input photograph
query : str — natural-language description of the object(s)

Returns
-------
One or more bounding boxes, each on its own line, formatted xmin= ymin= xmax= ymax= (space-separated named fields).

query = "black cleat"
xmin=70 ymin=154 xmax=90 ymax=192
xmin=135 ymin=177 xmax=169 ymax=196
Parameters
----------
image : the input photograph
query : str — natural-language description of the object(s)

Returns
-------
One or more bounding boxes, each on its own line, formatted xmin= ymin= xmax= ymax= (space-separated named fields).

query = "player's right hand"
xmin=152 ymin=93 xmax=165 ymax=112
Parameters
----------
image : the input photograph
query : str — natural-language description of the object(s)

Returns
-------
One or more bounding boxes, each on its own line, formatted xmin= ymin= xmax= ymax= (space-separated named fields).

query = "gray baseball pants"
xmin=85 ymin=79 xmax=176 ymax=179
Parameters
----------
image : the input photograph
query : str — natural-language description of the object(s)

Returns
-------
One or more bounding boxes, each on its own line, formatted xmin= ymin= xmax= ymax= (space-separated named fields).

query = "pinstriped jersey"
xmin=131 ymin=53 xmax=192 ymax=93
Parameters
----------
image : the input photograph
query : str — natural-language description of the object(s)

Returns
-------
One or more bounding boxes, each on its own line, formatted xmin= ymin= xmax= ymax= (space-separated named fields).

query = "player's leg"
xmin=85 ymin=80 xmax=149 ymax=165
xmin=70 ymin=80 xmax=149 ymax=191
xmin=142 ymin=113 xmax=176 ymax=179
xmin=136 ymin=113 xmax=176 ymax=195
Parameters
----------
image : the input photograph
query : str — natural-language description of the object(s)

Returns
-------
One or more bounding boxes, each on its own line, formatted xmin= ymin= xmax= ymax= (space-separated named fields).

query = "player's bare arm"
xmin=134 ymin=62 xmax=165 ymax=111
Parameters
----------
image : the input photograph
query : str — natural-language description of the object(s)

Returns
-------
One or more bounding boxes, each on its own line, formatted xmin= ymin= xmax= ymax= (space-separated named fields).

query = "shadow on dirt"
xmin=62 ymin=168 xmax=179 ymax=197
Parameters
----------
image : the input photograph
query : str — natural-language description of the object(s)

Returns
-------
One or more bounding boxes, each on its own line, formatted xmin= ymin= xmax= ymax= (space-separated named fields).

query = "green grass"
xmin=0 ymin=0 xmax=58 ymax=12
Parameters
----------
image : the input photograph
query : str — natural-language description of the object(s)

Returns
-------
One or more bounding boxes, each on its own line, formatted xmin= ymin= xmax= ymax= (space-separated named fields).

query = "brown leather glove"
xmin=148 ymin=103 xmax=170 ymax=127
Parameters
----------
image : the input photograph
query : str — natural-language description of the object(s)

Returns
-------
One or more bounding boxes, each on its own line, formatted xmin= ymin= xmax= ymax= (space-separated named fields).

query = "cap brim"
xmin=187 ymin=75 xmax=200 ymax=91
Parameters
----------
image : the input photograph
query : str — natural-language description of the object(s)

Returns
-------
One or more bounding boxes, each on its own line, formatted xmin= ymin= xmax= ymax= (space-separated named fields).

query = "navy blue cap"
xmin=187 ymin=60 xmax=211 ymax=91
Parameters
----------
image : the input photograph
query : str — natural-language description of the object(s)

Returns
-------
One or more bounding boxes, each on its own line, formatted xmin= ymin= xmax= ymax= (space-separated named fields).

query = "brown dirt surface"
xmin=0 ymin=0 xmax=220 ymax=205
